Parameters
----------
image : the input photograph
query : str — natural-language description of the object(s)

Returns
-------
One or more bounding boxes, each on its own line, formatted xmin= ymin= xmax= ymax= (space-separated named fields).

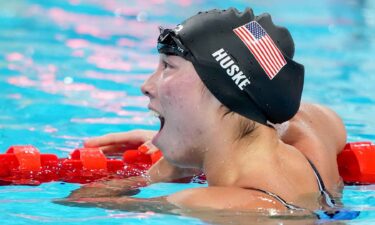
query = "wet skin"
xmin=59 ymin=55 xmax=347 ymax=221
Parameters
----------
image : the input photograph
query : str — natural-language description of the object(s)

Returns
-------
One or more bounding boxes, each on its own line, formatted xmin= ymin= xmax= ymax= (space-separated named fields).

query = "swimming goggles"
xmin=157 ymin=26 xmax=194 ymax=61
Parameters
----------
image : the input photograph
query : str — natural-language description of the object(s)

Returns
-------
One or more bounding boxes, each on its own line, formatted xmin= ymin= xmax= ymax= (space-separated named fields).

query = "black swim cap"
xmin=157 ymin=8 xmax=304 ymax=125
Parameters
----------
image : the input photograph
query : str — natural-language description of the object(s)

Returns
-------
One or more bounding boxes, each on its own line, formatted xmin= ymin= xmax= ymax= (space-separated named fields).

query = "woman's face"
xmin=141 ymin=55 xmax=221 ymax=168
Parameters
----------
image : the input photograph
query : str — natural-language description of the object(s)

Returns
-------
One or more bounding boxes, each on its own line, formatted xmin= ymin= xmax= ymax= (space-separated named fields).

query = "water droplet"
xmin=137 ymin=11 xmax=148 ymax=22
xmin=114 ymin=8 xmax=122 ymax=17
xmin=64 ymin=76 xmax=74 ymax=84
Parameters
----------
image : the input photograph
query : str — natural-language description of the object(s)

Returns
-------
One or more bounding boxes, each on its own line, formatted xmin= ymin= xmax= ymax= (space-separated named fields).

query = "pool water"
xmin=0 ymin=0 xmax=375 ymax=224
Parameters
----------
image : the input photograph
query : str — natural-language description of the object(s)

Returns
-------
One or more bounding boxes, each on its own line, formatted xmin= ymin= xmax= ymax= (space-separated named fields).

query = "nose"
xmin=141 ymin=70 xmax=159 ymax=98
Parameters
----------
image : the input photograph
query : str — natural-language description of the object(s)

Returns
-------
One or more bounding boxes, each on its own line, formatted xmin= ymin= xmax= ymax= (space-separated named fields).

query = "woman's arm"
xmin=59 ymin=187 xmax=287 ymax=213
xmin=68 ymin=158 xmax=200 ymax=199
xmin=69 ymin=130 xmax=200 ymax=199
xmin=68 ymin=176 xmax=150 ymax=198
xmin=56 ymin=196 xmax=179 ymax=214
xmin=279 ymin=102 xmax=346 ymax=189
xmin=85 ymin=130 xmax=201 ymax=182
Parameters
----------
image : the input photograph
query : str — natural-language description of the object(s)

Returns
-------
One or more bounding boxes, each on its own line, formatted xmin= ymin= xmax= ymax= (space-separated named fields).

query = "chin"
xmin=153 ymin=129 xmax=201 ymax=168
xmin=164 ymin=149 xmax=201 ymax=169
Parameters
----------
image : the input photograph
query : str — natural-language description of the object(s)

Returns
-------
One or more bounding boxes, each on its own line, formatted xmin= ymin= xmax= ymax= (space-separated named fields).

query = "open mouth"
xmin=151 ymin=110 xmax=165 ymax=131
xmin=159 ymin=116 xmax=165 ymax=130
xmin=150 ymin=109 xmax=165 ymax=145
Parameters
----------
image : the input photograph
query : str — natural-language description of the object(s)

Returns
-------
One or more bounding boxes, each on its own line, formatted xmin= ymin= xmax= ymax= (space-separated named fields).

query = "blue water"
xmin=0 ymin=0 xmax=375 ymax=224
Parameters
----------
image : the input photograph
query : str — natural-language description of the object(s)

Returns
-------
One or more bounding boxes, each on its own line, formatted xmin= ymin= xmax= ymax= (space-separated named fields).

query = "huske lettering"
xmin=212 ymin=48 xmax=251 ymax=90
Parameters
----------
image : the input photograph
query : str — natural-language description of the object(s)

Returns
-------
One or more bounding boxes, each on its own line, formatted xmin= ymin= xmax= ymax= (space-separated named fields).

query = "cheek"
xmin=159 ymin=78 xmax=206 ymax=134
xmin=159 ymin=75 xmax=203 ymax=111
xmin=157 ymin=80 xmax=219 ymax=167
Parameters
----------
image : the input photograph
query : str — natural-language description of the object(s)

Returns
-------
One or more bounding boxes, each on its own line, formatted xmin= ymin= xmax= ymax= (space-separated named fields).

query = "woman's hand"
xmin=84 ymin=129 xmax=157 ymax=156
xmin=80 ymin=129 xmax=201 ymax=193
xmin=68 ymin=176 xmax=150 ymax=198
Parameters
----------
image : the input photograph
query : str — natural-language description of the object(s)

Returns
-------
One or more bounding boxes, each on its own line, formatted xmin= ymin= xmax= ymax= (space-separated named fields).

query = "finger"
xmin=84 ymin=132 xmax=141 ymax=148
xmin=84 ymin=130 xmax=156 ymax=148
xmin=98 ymin=145 xmax=127 ymax=156
xmin=82 ymin=144 xmax=126 ymax=157
xmin=140 ymin=141 xmax=159 ymax=154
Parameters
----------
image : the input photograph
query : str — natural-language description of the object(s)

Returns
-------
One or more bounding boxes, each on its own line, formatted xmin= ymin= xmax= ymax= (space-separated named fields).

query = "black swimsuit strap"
xmin=244 ymin=158 xmax=336 ymax=210
xmin=245 ymin=187 xmax=305 ymax=211
xmin=306 ymin=159 xmax=327 ymax=191
xmin=306 ymin=159 xmax=336 ymax=207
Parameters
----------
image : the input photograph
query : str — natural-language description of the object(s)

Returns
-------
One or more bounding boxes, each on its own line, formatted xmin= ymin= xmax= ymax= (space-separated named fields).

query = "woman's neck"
xmin=202 ymin=124 xmax=283 ymax=186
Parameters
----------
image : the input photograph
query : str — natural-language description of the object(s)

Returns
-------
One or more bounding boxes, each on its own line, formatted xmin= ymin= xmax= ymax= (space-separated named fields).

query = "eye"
xmin=162 ymin=60 xmax=173 ymax=70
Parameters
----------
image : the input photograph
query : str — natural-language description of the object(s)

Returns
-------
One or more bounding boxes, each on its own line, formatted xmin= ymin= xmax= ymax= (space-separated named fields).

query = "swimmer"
xmin=61 ymin=8 xmax=347 ymax=219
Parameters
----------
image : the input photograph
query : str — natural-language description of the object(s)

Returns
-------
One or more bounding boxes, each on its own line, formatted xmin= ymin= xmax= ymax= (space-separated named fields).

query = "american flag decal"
xmin=233 ymin=21 xmax=286 ymax=79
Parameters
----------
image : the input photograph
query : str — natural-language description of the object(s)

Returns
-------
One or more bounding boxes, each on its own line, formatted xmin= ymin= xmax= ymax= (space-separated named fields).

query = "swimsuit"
xmin=246 ymin=158 xmax=335 ymax=211
xmin=246 ymin=158 xmax=360 ymax=220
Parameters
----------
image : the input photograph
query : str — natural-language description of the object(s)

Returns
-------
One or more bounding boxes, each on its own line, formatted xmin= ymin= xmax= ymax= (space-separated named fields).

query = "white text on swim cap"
xmin=212 ymin=48 xmax=251 ymax=90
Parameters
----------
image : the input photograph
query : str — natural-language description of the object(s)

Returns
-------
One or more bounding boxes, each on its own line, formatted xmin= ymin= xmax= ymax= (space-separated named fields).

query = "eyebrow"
xmin=161 ymin=54 xmax=177 ymax=65
xmin=160 ymin=54 xmax=183 ymax=67
xmin=160 ymin=54 xmax=169 ymax=62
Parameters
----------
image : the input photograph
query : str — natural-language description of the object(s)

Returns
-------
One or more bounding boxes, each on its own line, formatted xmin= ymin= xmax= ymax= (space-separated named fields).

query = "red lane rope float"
xmin=0 ymin=146 xmax=59 ymax=185
xmin=0 ymin=141 xmax=374 ymax=185
xmin=338 ymin=142 xmax=375 ymax=184
xmin=0 ymin=145 xmax=162 ymax=185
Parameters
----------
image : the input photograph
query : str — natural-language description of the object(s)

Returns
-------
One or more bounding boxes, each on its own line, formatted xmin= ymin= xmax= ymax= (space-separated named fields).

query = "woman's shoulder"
xmin=280 ymin=102 xmax=346 ymax=189
xmin=287 ymin=103 xmax=346 ymax=154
